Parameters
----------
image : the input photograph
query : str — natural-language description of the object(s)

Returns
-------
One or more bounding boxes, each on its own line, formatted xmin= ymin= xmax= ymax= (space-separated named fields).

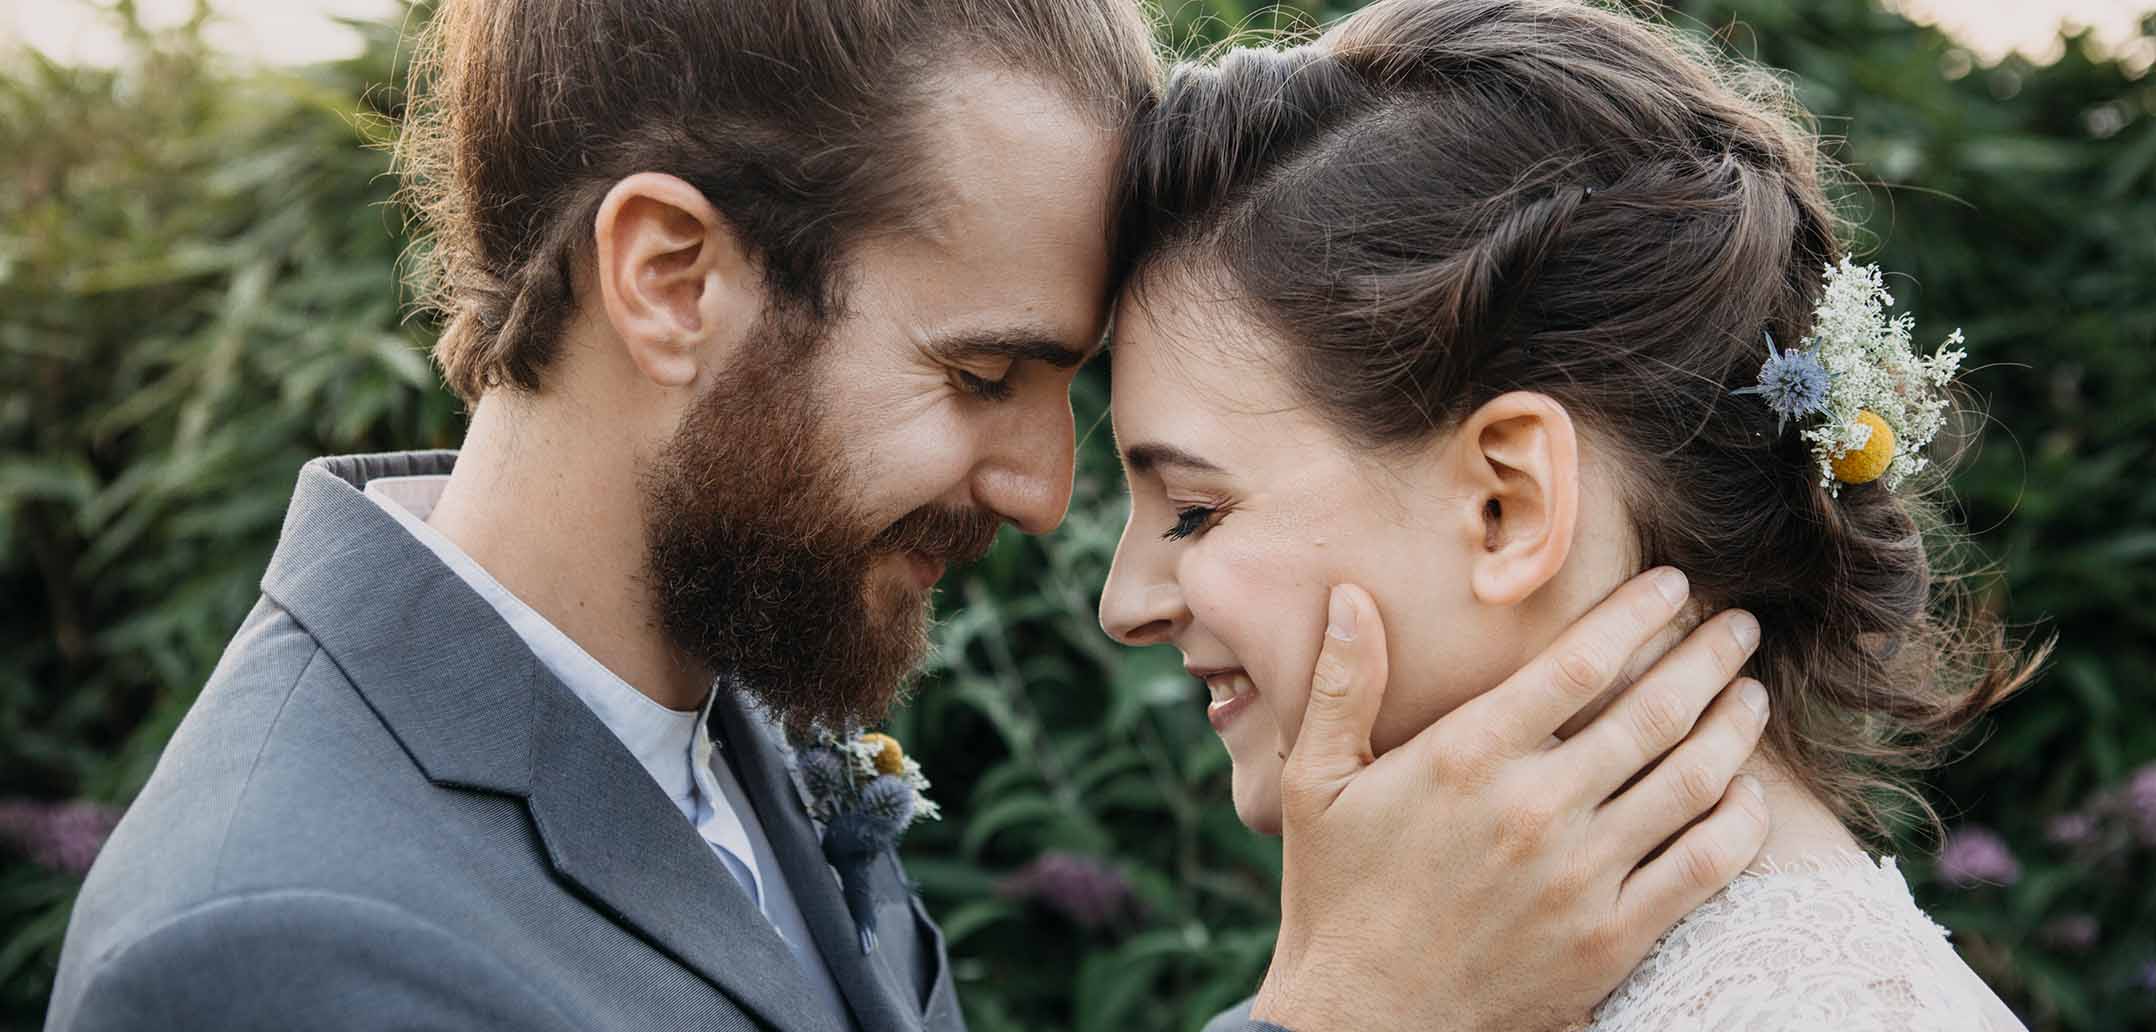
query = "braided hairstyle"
xmin=1118 ymin=0 xmax=2045 ymax=839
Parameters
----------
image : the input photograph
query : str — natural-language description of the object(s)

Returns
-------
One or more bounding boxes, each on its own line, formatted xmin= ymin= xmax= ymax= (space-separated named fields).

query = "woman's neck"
xmin=1739 ymin=754 xmax=1866 ymax=871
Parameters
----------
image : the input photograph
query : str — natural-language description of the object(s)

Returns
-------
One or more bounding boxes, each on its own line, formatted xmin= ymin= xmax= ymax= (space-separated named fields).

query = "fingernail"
xmin=1327 ymin=587 xmax=1357 ymax=642
xmin=1740 ymin=679 xmax=1769 ymax=719
xmin=1653 ymin=567 xmax=1688 ymax=606
xmin=1728 ymin=611 xmax=1760 ymax=650
xmin=1739 ymin=774 xmax=1764 ymax=802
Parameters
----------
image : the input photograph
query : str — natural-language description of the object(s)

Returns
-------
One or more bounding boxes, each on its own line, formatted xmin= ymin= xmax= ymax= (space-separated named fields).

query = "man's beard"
xmin=640 ymin=308 xmax=1002 ymax=733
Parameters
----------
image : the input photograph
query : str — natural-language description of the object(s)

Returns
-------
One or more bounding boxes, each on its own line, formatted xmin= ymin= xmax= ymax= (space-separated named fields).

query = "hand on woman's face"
xmin=1098 ymin=275 xmax=1636 ymax=834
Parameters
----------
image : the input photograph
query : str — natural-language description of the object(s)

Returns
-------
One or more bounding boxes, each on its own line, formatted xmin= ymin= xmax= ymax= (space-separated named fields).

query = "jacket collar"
xmin=259 ymin=452 xmax=844 ymax=1032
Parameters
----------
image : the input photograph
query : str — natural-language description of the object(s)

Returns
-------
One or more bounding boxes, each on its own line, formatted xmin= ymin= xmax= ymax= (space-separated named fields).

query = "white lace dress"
xmin=1589 ymin=854 xmax=2027 ymax=1031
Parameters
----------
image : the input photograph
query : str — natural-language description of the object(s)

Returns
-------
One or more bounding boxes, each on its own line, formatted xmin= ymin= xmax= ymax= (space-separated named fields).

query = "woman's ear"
xmin=592 ymin=172 xmax=760 ymax=389
xmin=1449 ymin=391 xmax=1581 ymax=606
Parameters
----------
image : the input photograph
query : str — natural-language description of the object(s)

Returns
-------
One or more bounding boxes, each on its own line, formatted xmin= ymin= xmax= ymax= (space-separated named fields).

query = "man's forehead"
xmin=912 ymin=69 xmax=1122 ymax=240
xmin=870 ymin=66 xmax=1121 ymax=368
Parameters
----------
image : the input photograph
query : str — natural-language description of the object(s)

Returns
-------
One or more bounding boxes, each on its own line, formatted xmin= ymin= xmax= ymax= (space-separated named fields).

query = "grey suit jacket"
xmin=46 ymin=452 xmax=962 ymax=1032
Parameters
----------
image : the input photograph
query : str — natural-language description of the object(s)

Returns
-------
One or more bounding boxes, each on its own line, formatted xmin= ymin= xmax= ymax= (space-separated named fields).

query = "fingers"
xmin=1553 ymin=609 xmax=1762 ymax=801
xmin=1613 ymin=773 xmax=1769 ymax=951
xmin=1444 ymin=567 xmax=1692 ymax=758
xmin=1280 ymin=585 xmax=1390 ymax=799
xmin=1590 ymin=677 xmax=1770 ymax=865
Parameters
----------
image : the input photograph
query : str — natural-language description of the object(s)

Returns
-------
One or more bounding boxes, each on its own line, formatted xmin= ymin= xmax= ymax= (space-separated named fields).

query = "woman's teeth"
xmin=1205 ymin=671 xmax=1259 ymax=732
xmin=1205 ymin=672 xmax=1257 ymax=704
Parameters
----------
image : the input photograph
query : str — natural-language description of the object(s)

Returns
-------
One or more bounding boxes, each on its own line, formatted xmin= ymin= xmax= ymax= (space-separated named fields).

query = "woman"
xmin=1096 ymin=0 xmax=2040 ymax=1027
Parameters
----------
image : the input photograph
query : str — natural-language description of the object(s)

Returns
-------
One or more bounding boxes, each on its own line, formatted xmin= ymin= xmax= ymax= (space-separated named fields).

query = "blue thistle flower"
xmin=854 ymin=774 xmax=916 ymax=828
xmin=1732 ymin=331 xmax=1831 ymax=433
xmin=798 ymin=746 xmax=850 ymax=818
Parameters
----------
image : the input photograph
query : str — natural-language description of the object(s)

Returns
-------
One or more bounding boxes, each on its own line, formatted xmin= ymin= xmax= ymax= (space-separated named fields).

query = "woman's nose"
xmin=1099 ymin=552 xmax=1187 ymax=646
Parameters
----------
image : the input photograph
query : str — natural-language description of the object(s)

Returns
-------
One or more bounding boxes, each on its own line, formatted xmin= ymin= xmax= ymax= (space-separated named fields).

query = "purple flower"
xmin=2140 ymin=959 xmax=2156 ymax=994
xmin=2038 ymin=914 xmax=2100 ymax=952
xmin=2044 ymin=813 xmax=2099 ymax=848
xmin=996 ymin=851 xmax=1135 ymax=930
xmin=1937 ymin=825 xmax=2021 ymax=888
xmin=0 ymin=799 xmax=122 ymax=876
xmin=2125 ymin=763 xmax=2156 ymax=846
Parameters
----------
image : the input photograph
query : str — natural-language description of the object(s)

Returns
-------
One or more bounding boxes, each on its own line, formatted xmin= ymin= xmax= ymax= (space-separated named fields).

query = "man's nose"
xmin=974 ymin=397 xmax=1077 ymax=535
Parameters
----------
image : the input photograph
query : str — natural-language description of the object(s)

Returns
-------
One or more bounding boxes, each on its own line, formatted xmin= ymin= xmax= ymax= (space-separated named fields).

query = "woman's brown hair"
xmin=1118 ymin=0 xmax=2046 ymax=839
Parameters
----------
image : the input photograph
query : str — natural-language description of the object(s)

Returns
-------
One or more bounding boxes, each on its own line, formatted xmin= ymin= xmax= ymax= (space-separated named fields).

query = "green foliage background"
xmin=3 ymin=1 xmax=2152 ymax=1029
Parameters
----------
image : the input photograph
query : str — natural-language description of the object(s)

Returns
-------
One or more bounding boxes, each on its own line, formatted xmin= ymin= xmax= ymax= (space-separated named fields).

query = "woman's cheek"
xmin=1249 ymin=611 xmax=1325 ymax=757
xmin=1181 ymin=536 xmax=1328 ymax=754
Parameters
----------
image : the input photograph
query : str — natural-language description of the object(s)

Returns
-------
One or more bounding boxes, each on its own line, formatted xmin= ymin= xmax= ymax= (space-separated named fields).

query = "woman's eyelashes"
xmin=1163 ymin=505 xmax=1221 ymax=541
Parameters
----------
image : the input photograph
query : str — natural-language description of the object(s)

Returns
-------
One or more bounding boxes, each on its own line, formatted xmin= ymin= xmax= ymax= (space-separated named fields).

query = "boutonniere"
xmin=792 ymin=727 xmax=939 ymax=953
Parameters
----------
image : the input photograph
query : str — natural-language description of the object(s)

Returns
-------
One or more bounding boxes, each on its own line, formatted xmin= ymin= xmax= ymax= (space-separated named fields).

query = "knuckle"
xmin=1556 ymin=647 xmax=1606 ymax=696
xmin=1428 ymin=744 xmax=1471 ymax=786
xmin=1629 ymin=689 xmax=1691 ymax=750
xmin=1434 ymin=725 xmax=1502 ymax=786
xmin=1310 ymin=648 xmax=1352 ymax=699
xmin=1672 ymin=757 xmax=1722 ymax=812
xmin=1495 ymin=797 xmax=1558 ymax=855
xmin=1694 ymin=717 xmax=1755 ymax=772
xmin=1539 ymin=860 xmax=1592 ymax=910
xmin=1575 ymin=916 xmax=1626 ymax=972
xmin=1675 ymin=836 xmax=1731 ymax=890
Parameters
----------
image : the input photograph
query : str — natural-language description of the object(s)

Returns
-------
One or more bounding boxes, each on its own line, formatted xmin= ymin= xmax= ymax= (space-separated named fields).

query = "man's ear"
xmin=1447 ymin=391 xmax=1581 ymax=606
xmin=592 ymin=172 xmax=759 ymax=389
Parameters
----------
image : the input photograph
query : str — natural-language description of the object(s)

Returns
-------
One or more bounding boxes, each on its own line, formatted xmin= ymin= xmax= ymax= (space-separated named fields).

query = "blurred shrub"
xmin=0 ymin=6 xmax=456 ymax=1015
xmin=2 ymin=1 xmax=2151 ymax=1029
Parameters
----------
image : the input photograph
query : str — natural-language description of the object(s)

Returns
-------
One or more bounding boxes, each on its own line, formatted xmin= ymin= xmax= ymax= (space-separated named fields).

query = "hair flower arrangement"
xmin=1737 ymin=257 xmax=1966 ymax=495
xmin=794 ymin=727 xmax=939 ymax=953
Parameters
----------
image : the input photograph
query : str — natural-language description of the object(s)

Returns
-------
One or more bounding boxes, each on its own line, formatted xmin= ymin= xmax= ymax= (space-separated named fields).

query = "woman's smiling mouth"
xmin=1193 ymin=667 xmax=1259 ymax=731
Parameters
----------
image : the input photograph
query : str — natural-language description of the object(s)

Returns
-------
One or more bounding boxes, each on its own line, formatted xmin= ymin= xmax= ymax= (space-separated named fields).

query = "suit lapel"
xmin=262 ymin=454 xmax=843 ymax=1032
xmin=712 ymin=685 xmax=923 ymax=1032
xmin=525 ymin=681 xmax=846 ymax=1032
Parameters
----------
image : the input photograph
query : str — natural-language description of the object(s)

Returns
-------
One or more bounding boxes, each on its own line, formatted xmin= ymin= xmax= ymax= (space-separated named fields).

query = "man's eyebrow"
xmin=926 ymin=328 xmax=1096 ymax=369
xmin=1123 ymin=442 xmax=1225 ymax=475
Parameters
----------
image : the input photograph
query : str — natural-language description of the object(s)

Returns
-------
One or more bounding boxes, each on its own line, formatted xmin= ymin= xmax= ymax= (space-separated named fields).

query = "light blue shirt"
xmin=363 ymin=475 xmax=851 ymax=1025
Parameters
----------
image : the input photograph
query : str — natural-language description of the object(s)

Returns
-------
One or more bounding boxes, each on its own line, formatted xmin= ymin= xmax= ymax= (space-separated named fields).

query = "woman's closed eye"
xmin=1163 ymin=505 xmax=1221 ymax=541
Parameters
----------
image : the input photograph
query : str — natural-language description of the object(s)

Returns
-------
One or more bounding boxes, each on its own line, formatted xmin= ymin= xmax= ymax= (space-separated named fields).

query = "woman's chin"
xmin=1229 ymin=772 xmax=1284 ymax=836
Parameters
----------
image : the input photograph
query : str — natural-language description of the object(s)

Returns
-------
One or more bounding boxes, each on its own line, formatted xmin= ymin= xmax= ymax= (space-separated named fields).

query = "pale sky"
xmin=2 ymin=0 xmax=2151 ymax=70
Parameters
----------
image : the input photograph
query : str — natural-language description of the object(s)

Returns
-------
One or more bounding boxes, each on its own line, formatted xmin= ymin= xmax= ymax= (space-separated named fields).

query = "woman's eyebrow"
xmin=1123 ymin=441 xmax=1225 ymax=475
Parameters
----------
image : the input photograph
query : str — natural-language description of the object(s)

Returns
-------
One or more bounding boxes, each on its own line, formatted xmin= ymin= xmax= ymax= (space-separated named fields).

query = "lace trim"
xmin=1589 ymin=853 xmax=2020 ymax=1032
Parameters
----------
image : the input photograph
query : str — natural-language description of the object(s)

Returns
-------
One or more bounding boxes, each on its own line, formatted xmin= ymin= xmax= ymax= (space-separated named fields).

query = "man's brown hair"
xmin=396 ymin=0 xmax=1158 ymax=402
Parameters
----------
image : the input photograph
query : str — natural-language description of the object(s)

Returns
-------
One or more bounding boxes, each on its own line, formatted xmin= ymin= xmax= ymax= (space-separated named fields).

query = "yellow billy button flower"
xmin=859 ymin=732 xmax=906 ymax=776
xmin=1831 ymin=410 xmax=1896 ymax=485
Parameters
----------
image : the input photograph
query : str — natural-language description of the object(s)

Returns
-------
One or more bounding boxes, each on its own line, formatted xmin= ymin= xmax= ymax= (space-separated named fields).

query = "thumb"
xmin=1286 ymin=584 xmax=1390 ymax=789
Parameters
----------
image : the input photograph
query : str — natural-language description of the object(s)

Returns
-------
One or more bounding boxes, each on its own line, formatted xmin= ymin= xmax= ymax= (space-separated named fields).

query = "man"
xmin=46 ymin=2 xmax=1770 ymax=1029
